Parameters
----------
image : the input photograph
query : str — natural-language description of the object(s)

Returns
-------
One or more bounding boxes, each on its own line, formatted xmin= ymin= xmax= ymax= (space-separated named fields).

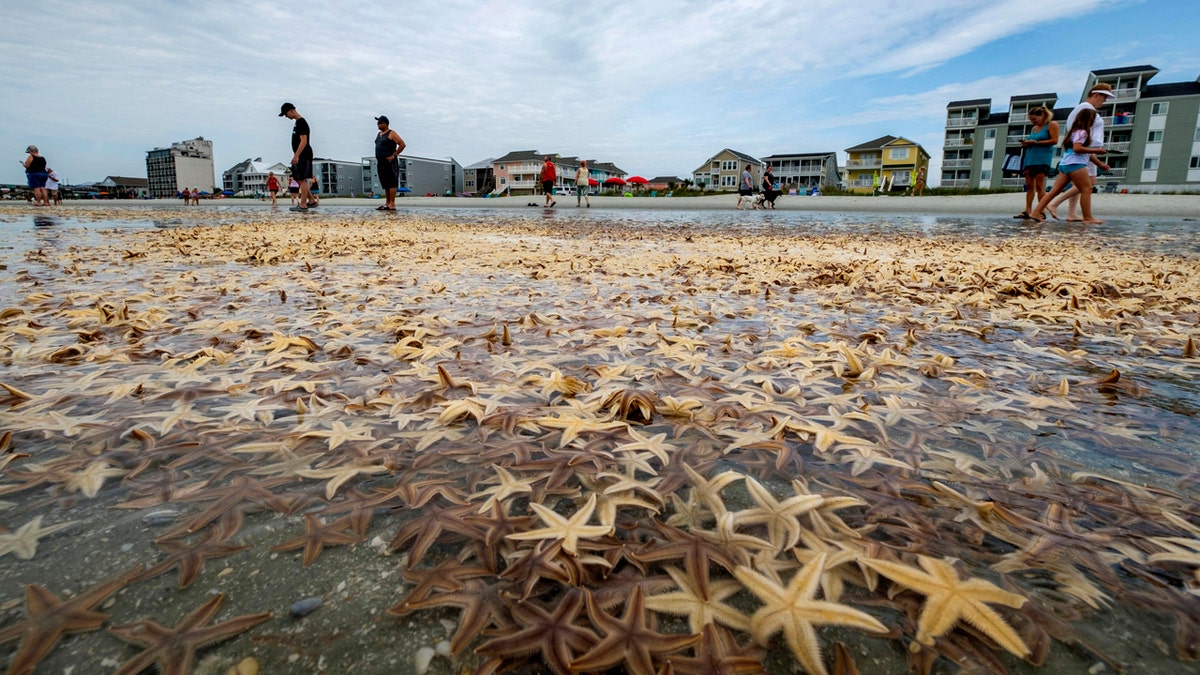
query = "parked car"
xmin=555 ymin=184 xmax=574 ymax=196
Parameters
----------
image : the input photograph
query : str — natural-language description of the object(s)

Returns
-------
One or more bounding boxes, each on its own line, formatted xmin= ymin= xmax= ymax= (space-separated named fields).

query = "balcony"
xmin=1006 ymin=135 xmax=1026 ymax=145
xmin=946 ymin=118 xmax=978 ymax=129
xmin=941 ymin=179 xmax=970 ymax=188
xmin=1104 ymin=114 xmax=1135 ymax=127
xmin=1106 ymin=141 xmax=1131 ymax=153
xmin=942 ymin=158 xmax=972 ymax=168
xmin=1112 ymin=87 xmax=1139 ymax=102
xmin=849 ymin=179 xmax=875 ymax=188
xmin=1001 ymin=177 xmax=1025 ymax=188
xmin=1102 ymin=168 xmax=1127 ymax=178
xmin=846 ymin=158 xmax=881 ymax=168
xmin=944 ymin=138 xmax=972 ymax=148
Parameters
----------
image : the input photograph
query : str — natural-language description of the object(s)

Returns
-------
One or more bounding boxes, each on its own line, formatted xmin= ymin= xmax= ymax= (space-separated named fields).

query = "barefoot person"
xmin=575 ymin=160 xmax=591 ymax=207
xmin=1015 ymin=106 xmax=1058 ymax=219
xmin=373 ymin=115 xmax=406 ymax=211
xmin=737 ymin=164 xmax=754 ymax=209
xmin=22 ymin=145 xmax=50 ymax=206
xmin=1030 ymin=108 xmax=1107 ymax=224
xmin=266 ymin=171 xmax=280 ymax=207
xmin=280 ymin=102 xmax=315 ymax=212
xmin=1045 ymin=84 xmax=1115 ymax=220
xmin=540 ymin=156 xmax=557 ymax=207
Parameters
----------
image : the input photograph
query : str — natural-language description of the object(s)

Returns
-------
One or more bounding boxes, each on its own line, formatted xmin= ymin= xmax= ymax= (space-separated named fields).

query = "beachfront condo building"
xmin=490 ymin=151 xmax=625 ymax=196
xmin=145 ymin=137 xmax=215 ymax=198
xmin=762 ymin=152 xmax=840 ymax=190
xmin=691 ymin=149 xmax=764 ymax=191
xmin=843 ymin=136 xmax=931 ymax=194
xmin=942 ymin=64 xmax=1200 ymax=192
xmin=362 ymin=155 xmax=463 ymax=197
xmin=463 ymin=158 xmax=496 ymax=196
xmin=222 ymin=158 xmax=290 ymax=196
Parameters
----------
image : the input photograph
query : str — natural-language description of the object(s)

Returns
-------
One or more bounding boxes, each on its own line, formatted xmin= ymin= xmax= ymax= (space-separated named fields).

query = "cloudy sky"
xmin=2 ymin=0 xmax=1197 ymax=187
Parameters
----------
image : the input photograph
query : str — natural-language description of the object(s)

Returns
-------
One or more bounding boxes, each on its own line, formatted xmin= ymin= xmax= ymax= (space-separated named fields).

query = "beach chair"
xmin=649 ymin=191 xmax=657 ymax=197
xmin=1103 ymin=181 xmax=1119 ymax=193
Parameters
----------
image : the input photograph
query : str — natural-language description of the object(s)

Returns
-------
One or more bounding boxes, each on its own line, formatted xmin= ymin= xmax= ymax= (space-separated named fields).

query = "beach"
xmin=1 ymin=206 xmax=1199 ymax=674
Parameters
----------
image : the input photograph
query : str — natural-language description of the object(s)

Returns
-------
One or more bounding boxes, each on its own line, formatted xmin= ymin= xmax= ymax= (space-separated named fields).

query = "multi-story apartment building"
xmin=843 ymin=136 xmax=930 ymax=194
xmin=361 ymin=155 xmax=462 ymax=197
xmin=145 ymin=137 xmax=215 ymax=198
xmin=313 ymin=158 xmax=365 ymax=197
xmin=943 ymin=64 xmax=1200 ymax=191
xmin=761 ymin=152 xmax=840 ymax=190
xmin=463 ymin=158 xmax=495 ymax=196
xmin=691 ymin=149 xmax=764 ymax=191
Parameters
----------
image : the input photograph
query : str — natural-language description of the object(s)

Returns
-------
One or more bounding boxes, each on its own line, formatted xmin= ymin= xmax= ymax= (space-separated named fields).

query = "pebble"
xmin=289 ymin=596 xmax=324 ymax=617
xmin=226 ymin=657 xmax=259 ymax=675
xmin=414 ymin=647 xmax=436 ymax=675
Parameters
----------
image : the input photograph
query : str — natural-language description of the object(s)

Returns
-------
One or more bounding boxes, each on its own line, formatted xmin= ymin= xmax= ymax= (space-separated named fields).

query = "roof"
xmin=845 ymin=135 xmax=897 ymax=152
xmin=1092 ymin=64 xmax=1158 ymax=76
xmin=1142 ymin=81 xmax=1200 ymax=98
xmin=647 ymin=176 xmax=685 ymax=183
xmin=724 ymin=149 xmax=764 ymax=165
xmin=979 ymin=112 xmax=1010 ymax=125
xmin=761 ymin=152 xmax=836 ymax=159
xmin=464 ymin=158 xmax=495 ymax=171
xmin=1010 ymin=92 xmax=1057 ymax=102
xmin=590 ymin=161 xmax=625 ymax=176
xmin=103 ymin=176 xmax=148 ymax=186
xmin=493 ymin=150 xmax=548 ymax=163
xmin=947 ymin=98 xmax=990 ymax=108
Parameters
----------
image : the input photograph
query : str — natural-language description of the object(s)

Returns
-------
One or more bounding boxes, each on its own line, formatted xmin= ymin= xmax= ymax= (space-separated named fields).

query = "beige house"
xmin=691 ymin=149 xmax=764 ymax=191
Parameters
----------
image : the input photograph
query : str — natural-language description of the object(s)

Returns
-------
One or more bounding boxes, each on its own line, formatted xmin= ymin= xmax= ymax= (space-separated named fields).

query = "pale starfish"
xmin=0 ymin=516 xmax=79 ymax=560
xmin=507 ymin=493 xmax=614 ymax=556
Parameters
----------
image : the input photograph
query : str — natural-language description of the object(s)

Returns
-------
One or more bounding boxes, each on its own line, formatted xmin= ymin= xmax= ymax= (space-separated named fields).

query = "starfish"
xmin=469 ymin=464 xmax=536 ymax=514
xmin=134 ymin=526 xmax=249 ymax=589
xmin=108 ymin=593 xmax=271 ymax=675
xmin=62 ymin=460 xmax=127 ymax=498
xmin=733 ymin=476 xmax=824 ymax=552
xmin=0 ymin=568 xmax=139 ymax=675
xmin=269 ymin=514 xmax=363 ymax=567
xmin=295 ymin=461 xmax=390 ymax=500
xmin=387 ymin=499 xmax=481 ymax=567
xmin=475 ymin=588 xmax=597 ymax=675
xmin=644 ymin=565 xmax=750 ymax=633
xmin=571 ymin=586 xmax=700 ymax=675
xmin=860 ymin=554 xmax=1029 ymax=657
xmin=389 ymin=577 xmax=514 ymax=655
xmin=734 ymin=554 xmax=886 ymax=675
xmin=0 ymin=516 xmax=78 ymax=560
xmin=507 ymin=493 xmax=614 ymax=556
xmin=658 ymin=623 xmax=766 ymax=675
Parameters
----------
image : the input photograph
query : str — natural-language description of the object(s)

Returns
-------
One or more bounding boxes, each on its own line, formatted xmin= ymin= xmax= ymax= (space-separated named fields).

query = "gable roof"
xmin=102 ymin=176 xmax=148 ymax=186
xmin=845 ymin=135 xmax=897 ymax=152
xmin=1092 ymin=64 xmax=1158 ymax=76
xmin=464 ymin=158 xmax=495 ymax=171
xmin=724 ymin=148 xmax=764 ymax=165
xmin=494 ymin=150 xmax=547 ymax=163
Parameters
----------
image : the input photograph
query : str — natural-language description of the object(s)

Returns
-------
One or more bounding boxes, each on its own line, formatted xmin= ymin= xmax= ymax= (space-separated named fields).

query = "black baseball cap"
xmin=279 ymin=102 xmax=296 ymax=116
xmin=375 ymin=115 xmax=389 ymax=124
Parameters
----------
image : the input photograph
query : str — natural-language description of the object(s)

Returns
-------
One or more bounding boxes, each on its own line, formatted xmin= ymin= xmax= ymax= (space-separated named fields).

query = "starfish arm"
xmin=955 ymin=602 xmax=1030 ymax=657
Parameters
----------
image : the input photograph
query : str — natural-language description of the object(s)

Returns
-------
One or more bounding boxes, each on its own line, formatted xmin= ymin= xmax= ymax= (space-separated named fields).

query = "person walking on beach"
xmin=374 ymin=115 xmax=406 ymax=211
xmin=266 ymin=171 xmax=280 ymax=207
xmin=280 ymin=102 xmax=315 ymax=212
xmin=1030 ymin=108 xmax=1107 ymax=224
xmin=737 ymin=164 xmax=754 ymax=209
xmin=288 ymin=177 xmax=300 ymax=205
xmin=1015 ymin=105 xmax=1059 ymax=219
xmin=190 ymin=187 xmax=200 ymax=205
xmin=914 ymin=166 xmax=927 ymax=197
xmin=46 ymin=168 xmax=61 ymax=205
xmin=760 ymin=165 xmax=780 ymax=209
xmin=1045 ymin=84 xmax=1115 ymax=221
xmin=540 ymin=156 xmax=557 ymax=207
xmin=575 ymin=160 xmax=591 ymax=207
xmin=22 ymin=145 xmax=50 ymax=207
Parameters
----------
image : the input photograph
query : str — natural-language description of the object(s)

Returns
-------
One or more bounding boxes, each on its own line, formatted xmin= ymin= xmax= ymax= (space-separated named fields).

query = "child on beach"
xmin=1029 ymin=108 xmax=1108 ymax=224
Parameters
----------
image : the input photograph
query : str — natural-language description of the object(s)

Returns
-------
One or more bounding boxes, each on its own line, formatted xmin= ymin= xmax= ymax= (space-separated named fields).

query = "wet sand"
xmin=1 ymin=208 xmax=1199 ymax=674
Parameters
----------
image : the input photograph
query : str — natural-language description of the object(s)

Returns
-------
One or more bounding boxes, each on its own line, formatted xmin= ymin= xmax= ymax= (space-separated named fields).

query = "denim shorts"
xmin=26 ymin=172 xmax=49 ymax=189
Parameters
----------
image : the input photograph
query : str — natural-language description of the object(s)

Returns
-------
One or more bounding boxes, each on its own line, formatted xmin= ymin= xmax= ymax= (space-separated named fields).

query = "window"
xmin=499 ymin=164 xmax=505 ymax=170
xmin=1143 ymin=157 xmax=1159 ymax=170
xmin=888 ymin=147 xmax=910 ymax=160
xmin=1147 ymin=130 xmax=1164 ymax=142
xmin=984 ymin=129 xmax=997 ymax=139
xmin=981 ymin=170 xmax=992 ymax=180
xmin=720 ymin=175 xmax=736 ymax=187
xmin=983 ymin=150 xmax=994 ymax=159
xmin=721 ymin=160 xmax=737 ymax=171
xmin=1194 ymin=127 xmax=1200 ymax=142
xmin=1151 ymin=102 xmax=1169 ymax=115
xmin=1191 ymin=156 xmax=1200 ymax=169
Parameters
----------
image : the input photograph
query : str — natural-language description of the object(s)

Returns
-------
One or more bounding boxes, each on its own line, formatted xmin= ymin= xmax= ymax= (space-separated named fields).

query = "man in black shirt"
xmin=280 ymin=102 xmax=315 ymax=211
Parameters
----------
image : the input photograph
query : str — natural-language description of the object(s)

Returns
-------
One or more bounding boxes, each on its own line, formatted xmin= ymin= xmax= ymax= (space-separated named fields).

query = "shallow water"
xmin=1 ymin=208 xmax=1198 ymax=674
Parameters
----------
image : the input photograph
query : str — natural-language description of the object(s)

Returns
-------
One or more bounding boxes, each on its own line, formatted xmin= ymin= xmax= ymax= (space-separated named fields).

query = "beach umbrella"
xmin=626 ymin=176 xmax=648 ymax=185
xmin=200 ymin=191 xmax=211 ymax=196
xmin=588 ymin=178 xmax=599 ymax=186
xmin=604 ymin=177 xmax=626 ymax=186
xmin=222 ymin=190 xmax=234 ymax=196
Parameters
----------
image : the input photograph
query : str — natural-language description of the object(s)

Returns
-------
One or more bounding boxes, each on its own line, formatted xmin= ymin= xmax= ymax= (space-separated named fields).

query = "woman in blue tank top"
xmin=1015 ymin=106 xmax=1058 ymax=219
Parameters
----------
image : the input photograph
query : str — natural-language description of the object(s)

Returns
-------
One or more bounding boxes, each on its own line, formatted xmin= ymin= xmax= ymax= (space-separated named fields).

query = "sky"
xmin=2 ymin=0 xmax=1198 ymax=187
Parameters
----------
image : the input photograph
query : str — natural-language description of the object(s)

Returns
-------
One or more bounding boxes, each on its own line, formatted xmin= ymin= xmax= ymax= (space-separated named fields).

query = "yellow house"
xmin=843 ymin=135 xmax=930 ymax=194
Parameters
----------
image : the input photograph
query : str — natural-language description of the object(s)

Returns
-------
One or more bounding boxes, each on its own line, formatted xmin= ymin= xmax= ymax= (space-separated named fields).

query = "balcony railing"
xmin=946 ymin=118 xmax=977 ymax=128
xmin=1103 ymin=168 xmax=1127 ymax=178
xmin=1104 ymin=115 xmax=1135 ymax=126
xmin=1106 ymin=141 xmax=1131 ymax=153
xmin=846 ymin=159 xmax=881 ymax=168
xmin=944 ymin=138 xmax=972 ymax=148
xmin=940 ymin=179 xmax=970 ymax=188
xmin=942 ymin=159 xmax=972 ymax=168
xmin=1001 ymin=177 xmax=1025 ymax=188
xmin=1112 ymin=87 xmax=1139 ymax=101
xmin=1006 ymin=135 xmax=1026 ymax=145
xmin=849 ymin=179 xmax=875 ymax=188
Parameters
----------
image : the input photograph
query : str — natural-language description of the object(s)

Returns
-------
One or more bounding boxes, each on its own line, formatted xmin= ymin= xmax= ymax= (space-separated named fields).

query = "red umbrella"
xmin=603 ymin=177 xmax=626 ymax=186
xmin=588 ymin=178 xmax=600 ymax=186
xmin=625 ymin=176 xmax=648 ymax=185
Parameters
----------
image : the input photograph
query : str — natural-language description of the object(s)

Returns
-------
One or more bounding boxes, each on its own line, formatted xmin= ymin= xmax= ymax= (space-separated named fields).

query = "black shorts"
xmin=542 ymin=180 xmax=555 ymax=195
xmin=291 ymin=158 xmax=313 ymax=181
xmin=738 ymin=188 xmax=753 ymax=196
xmin=1023 ymin=164 xmax=1051 ymax=178
xmin=377 ymin=158 xmax=400 ymax=190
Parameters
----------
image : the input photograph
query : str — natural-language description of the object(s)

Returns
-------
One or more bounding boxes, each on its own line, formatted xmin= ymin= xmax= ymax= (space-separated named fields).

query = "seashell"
xmin=414 ymin=646 xmax=436 ymax=675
